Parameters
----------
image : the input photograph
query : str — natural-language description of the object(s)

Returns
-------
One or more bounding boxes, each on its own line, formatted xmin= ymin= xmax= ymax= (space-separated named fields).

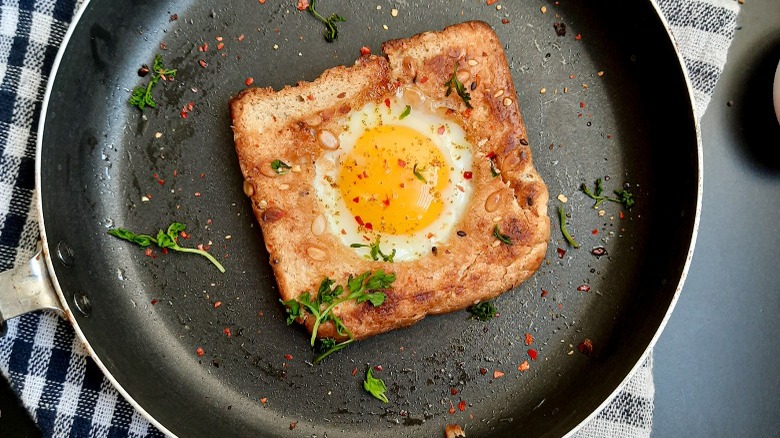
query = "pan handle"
xmin=0 ymin=250 xmax=63 ymax=335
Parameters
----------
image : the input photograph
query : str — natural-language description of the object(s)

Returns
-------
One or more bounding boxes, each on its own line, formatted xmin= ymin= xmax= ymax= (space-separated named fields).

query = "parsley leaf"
xmin=108 ymin=222 xmax=225 ymax=273
xmin=307 ymin=0 xmax=346 ymax=43
xmin=271 ymin=159 xmax=292 ymax=174
xmin=581 ymin=179 xmax=635 ymax=209
xmin=444 ymin=63 xmax=473 ymax=109
xmin=468 ymin=301 xmax=497 ymax=321
xmin=558 ymin=205 xmax=580 ymax=248
xmin=128 ymin=54 xmax=177 ymax=111
xmin=399 ymin=105 xmax=411 ymax=119
xmin=280 ymin=270 xmax=395 ymax=363
xmin=364 ymin=368 xmax=389 ymax=403
xmin=350 ymin=237 xmax=396 ymax=262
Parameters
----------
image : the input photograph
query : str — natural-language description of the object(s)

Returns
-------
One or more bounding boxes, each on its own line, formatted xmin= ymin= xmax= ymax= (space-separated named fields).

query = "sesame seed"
xmin=391 ymin=8 xmax=398 ymax=17
xmin=503 ymin=97 xmax=512 ymax=106
xmin=493 ymin=89 xmax=504 ymax=98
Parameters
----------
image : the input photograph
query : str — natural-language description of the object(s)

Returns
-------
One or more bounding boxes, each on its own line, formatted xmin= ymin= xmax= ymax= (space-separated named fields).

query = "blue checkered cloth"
xmin=0 ymin=0 xmax=739 ymax=436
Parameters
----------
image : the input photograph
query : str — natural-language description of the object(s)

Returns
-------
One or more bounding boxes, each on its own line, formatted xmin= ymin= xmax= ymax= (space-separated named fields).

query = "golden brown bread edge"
xmin=230 ymin=21 xmax=550 ymax=341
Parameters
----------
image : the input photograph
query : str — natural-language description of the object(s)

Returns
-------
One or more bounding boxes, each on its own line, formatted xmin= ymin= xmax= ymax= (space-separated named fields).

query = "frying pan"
xmin=1 ymin=0 xmax=699 ymax=436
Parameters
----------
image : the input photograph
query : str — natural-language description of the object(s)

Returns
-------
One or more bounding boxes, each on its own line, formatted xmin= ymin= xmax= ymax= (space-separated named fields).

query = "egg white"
xmin=314 ymin=87 xmax=474 ymax=262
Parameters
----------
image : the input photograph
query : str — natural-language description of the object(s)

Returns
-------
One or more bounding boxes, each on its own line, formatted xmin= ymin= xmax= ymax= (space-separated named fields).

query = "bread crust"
xmin=231 ymin=21 xmax=549 ymax=340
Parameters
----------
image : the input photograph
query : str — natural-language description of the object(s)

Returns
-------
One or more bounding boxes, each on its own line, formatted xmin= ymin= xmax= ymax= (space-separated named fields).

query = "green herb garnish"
xmin=444 ymin=63 xmax=473 ymax=109
xmin=363 ymin=367 xmax=389 ymax=403
xmin=399 ymin=105 xmax=411 ymax=119
xmin=558 ymin=205 xmax=580 ymax=248
xmin=413 ymin=163 xmax=427 ymax=184
xmin=307 ymin=0 xmax=346 ymax=43
xmin=492 ymin=225 xmax=512 ymax=245
xmin=129 ymin=54 xmax=177 ymax=111
xmin=580 ymin=178 xmax=635 ymax=209
xmin=467 ymin=301 xmax=497 ymax=321
xmin=108 ymin=222 xmax=225 ymax=273
xmin=271 ymin=159 xmax=292 ymax=175
xmin=282 ymin=270 xmax=395 ymax=363
xmin=350 ymin=236 xmax=396 ymax=262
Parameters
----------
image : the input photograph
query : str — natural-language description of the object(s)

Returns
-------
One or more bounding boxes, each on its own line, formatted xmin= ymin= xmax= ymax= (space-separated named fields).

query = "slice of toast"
xmin=230 ymin=21 xmax=549 ymax=341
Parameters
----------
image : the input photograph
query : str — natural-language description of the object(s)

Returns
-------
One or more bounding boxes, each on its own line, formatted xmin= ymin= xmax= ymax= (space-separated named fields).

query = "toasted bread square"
xmin=230 ymin=21 xmax=549 ymax=341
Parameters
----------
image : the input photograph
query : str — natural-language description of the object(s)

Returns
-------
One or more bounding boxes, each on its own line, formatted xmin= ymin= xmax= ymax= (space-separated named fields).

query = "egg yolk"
xmin=338 ymin=125 xmax=450 ymax=235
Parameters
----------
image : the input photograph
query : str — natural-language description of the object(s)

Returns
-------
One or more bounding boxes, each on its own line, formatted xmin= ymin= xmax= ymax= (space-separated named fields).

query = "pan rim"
xmin=32 ymin=1 xmax=702 ymax=437
xmin=34 ymin=0 xmax=176 ymax=436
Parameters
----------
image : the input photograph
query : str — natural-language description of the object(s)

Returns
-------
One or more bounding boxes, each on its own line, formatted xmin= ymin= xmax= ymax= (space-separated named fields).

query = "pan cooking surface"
xmin=39 ymin=1 xmax=698 ymax=436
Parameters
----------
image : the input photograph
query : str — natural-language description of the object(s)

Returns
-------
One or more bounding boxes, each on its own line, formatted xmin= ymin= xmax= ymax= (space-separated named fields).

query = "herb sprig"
xmin=580 ymin=178 xmax=635 ymax=209
xmin=108 ymin=222 xmax=225 ymax=273
xmin=351 ymin=237 xmax=396 ymax=262
xmin=412 ymin=163 xmax=427 ymax=184
xmin=467 ymin=300 xmax=497 ymax=321
xmin=558 ymin=206 xmax=580 ymax=248
xmin=364 ymin=368 xmax=389 ymax=403
xmin=307 ymin=0 xmax=346 ymax=43
xmin=129 ymin=54 xmax=177 ymax=111
xmin=444 ymin=63 xmax=473 ymax=109
xmin=493 ymin=225 xmax=512 ymax=245
xmin=271 ymin=159 xmax=292 ymax=175
xmin=282 ymin=270 xmax=396 ymax=363
xmin=399 ymin=105 xmax=411 ymax=120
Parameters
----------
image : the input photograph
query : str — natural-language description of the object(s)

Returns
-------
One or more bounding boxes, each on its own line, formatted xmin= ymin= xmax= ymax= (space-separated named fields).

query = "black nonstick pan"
xmin=25 ymin=0 xmax=699 ymax=436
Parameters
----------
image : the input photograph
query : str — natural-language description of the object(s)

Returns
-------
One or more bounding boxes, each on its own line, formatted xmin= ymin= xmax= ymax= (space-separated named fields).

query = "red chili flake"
xmin=284 ymin=354 xmax=293 ymax=360
xmin=257 ymin=310 xmax=263 ymax=317
xmin=557 ymin=247 xmax=566 ymax=258
xmin=524 ymin=333 xmax=534 ymax=346
xmin=360 ymin=46 xmax=371 ymax=56
xmin=198 ymin=43 xmax=208 ymax=52
xmin=364 ymin=223 xmax=374 ymax=231
xmin=619 ymin=211 xmax=625 ymax=220
xmin=198 ymin=59 xmax=207 ymax=68
xmin=179 ymin=231 xmax=190 ymax=239
xmin=194 ymin=192 xmax=201 ymax=197
xmin=352 ymin=196 xmax=360 ymax=203
xmin=223 ymin=327 xmax=232 ymax=337
xmin=569 ymin=74 xmax=577 ymax=79
xmin=501 ymin=19 xmax=509 ymax=24
xmin=260 ymin=397 xmax=268 ymax=404
xmin=458 ymin=400 xmax=466 ymax=411
xmin=144 ymin=248 xmax=154 ymax=258
xmin=450 ymin=387 xmax=458 ymax=395
xmin=419 ymin=76 xmax=429 ymax=84
xmin=151 ymin=299 xmax=159 ymax=305
xmin=187 ymin=102 xmax=194 ymax=111
xmin=245 ymin=77 xmax=254 ymax=86
xmin=214 ymin=301 xmax=222 ymax=308
xmin=580 ymin=101 xmax=586 ymax=108
xmin=180 ymin=108 xmax=189 ymax=119
xmin=578 ymin=339 xmax=594 ymax=355
xmin=351 ymin=367 xmax=358 ymax=376
xmin=169 ymin=14 xmax=178 ymax=21
xmin=197 ymin=244 xmax=205 ymax=251
xmin=462 ymin=108 xmax=472 ymax=119
xmin=575 ymin=33 xmax=582 ymax=41
xmin=437 ymin=125 xmax=445 ymax=135
xmin=479 ymin=368 xmax=487 ymax=375
xmin=528 ymin=349 xmax=538 ymax=361
xmin=577 ymin=284 xmax=591 ymax=292
xmin=173 ymin=169 xmax=178 ymax=177
xmin=592 ymin=229 xmax=598 ymax=235
xmin=238 ymin=34 xmax=245 ymax=42
xmin=374 ymin=365 xmax=383 ymax=372
xmin=541 ymin=289 xmax=549 ymax=297
xmin=384 ymin=98 xmax=391 ymax=108
xmin=161 ymin=248 xmax=168 ymax=255
xmin=463 ymin=171 xmax=473 ymax=180
xmin=448 ymin=401 xmax=456 ymax=415
xmin=306 ymin=94 xmax=314 ymax=100
xmin=355 ymin=216 xmax=365 ymax=226
xmin=397 ymin=159 xmax=406 ymax=168
xmin=196 ymin=347 xmax=205 ymax=357
xmin=296 ymin=0 xmax=309 ymax=11
xmin=486 ymin=0 xmax=498 ymax=5
xmin=493 ymin=370 xmax=505 ymax=379
xmin=486 ymin=151 xmax=496 ymax=159
xmin=156 ymin=178 xmax=165 ymax=185
xmin=382 ymin=196 xmax=390 ymax=207
xmin=607 ymin=134 xmax=613 ymax=139
xmin=200 ymin=173 xmax=206 ymax=178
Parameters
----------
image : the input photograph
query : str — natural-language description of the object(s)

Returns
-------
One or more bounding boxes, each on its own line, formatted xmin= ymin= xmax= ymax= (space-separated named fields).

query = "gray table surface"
xmin=1 ymin=0 xmax=779 ymax=436
xmin=653 ymin=0 xmax=780 ymax=436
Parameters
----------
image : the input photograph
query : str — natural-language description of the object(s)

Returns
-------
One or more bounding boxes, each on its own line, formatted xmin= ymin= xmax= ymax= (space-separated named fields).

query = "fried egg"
xmin=314 ymin=88 xmax=474 ymax=261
